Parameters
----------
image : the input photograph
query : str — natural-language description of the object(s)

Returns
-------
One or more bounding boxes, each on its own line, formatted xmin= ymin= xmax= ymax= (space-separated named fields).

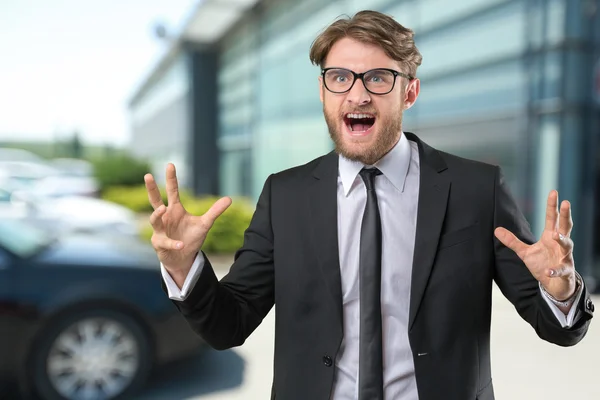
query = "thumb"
xmin=494 ymin=227 xmax=528 ymax=258
xmin=201 ymin=197 xmax=233 ymax=227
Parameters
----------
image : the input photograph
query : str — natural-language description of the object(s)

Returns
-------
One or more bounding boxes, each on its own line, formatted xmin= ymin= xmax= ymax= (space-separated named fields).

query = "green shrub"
xmin=139 ymin=195 xmax=254 ymax=254
xmin=91 ymin=154 xmax=151 ymax=192
xmin=103 ymin=185 xmax=157 ymax=213
xmin=102 ymin=185 xmax=196 ymax=213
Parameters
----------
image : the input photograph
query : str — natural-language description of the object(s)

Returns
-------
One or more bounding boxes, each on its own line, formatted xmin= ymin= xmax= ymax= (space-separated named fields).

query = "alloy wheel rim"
xmin=46 ymin=317 xmax=140 ymax=400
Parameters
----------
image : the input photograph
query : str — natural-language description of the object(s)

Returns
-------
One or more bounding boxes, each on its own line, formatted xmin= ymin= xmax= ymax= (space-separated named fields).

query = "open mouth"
xmin=344 ymin=113 xmax=376 ymax=135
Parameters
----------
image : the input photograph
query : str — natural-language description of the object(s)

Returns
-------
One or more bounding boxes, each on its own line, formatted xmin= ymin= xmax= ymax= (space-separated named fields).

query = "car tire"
xmin=29 ymin=309 xmax=152 ymax=400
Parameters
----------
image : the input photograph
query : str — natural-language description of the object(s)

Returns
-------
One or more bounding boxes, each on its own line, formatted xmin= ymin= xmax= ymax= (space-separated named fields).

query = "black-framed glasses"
xmin=321 ymin=67 xmax=414 ymax=95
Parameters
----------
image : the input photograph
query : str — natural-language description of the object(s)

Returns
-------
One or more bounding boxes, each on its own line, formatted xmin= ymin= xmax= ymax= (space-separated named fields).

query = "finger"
xmin=558 ymin=200 xmax=573 ymax=236
xmin=553 ymin=230 xmax=574 ymax=254
xmin=200 ymin=197 xmax=233 ymax=228
xmin=544 ymin=190 xmax=558 ymax=232
xmin=494 ymin=227 xmax=529 ymax=258
xmin=166 ymin=163 xmax=181 ymax=206
xmin=149 ymin=205 xmax=166 ymax=233
xmin=144 ymin=173 xmax=165 ymax=210
xmin=151 ymin=232 xmax=184 ymax=251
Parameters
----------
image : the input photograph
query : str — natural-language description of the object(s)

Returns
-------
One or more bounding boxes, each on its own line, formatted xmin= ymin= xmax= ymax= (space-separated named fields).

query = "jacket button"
xmin=586 ymin=299 xmax=594 ymax=313
xmin=322 ymin=355 xmax=333 ymax=367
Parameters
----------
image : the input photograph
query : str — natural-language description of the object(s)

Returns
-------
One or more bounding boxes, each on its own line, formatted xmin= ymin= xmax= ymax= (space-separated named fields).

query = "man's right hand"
xmin=144 ymin=163 xmax=232 ymax=285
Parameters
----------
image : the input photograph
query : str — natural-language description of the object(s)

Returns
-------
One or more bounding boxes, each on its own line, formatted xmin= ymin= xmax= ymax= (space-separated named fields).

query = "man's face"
xmin=319 ymin=37 xmax=420 ymax=165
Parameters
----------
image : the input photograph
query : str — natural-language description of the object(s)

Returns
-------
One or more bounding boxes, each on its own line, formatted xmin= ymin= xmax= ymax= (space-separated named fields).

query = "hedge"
xmin=91 ymin=154 xmax=151 ymax=193
xmin=102 ymin=185 xmax=197 ymax=213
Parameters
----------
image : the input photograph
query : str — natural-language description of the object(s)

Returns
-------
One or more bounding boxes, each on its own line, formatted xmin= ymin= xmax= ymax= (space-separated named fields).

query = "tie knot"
xmin=359 ymin=167 xmax=382 ymax=191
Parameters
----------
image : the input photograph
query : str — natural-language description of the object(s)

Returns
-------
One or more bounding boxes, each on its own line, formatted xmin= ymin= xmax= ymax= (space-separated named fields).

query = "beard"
xmin=323 ymin=100 xmax=403 ymax=166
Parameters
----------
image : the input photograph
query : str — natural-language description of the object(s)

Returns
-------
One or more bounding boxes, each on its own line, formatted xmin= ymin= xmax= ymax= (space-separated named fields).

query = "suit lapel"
xmin=308 ymin=151 xmax=343 ymax=325
xmin=405 ymin=132 xmax=451 ymax=331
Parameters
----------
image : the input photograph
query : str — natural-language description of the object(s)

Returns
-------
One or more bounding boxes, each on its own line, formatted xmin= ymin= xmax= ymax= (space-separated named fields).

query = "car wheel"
xmin=30 ymin=309 xmax=152 ymax=400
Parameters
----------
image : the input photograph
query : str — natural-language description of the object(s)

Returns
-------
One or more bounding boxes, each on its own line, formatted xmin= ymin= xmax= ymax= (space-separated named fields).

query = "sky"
xmin=0 ymin=0 xmax=197 ymax=147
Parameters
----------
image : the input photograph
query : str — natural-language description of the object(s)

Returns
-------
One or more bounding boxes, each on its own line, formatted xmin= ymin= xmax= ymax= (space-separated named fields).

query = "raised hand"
xmin=144 ymin=163 xmax=232 ymax=280
xmin=494 ymin=190 xmax=577 ymax=301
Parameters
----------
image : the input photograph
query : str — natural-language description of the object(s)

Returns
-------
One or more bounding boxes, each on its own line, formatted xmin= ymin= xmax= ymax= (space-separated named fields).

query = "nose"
xmin=346 ymin=78 xmax=371 ymax=106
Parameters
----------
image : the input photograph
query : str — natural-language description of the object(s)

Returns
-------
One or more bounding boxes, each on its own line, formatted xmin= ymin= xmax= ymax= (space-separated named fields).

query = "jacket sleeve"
xmin=162 ymin=174 xmax=276 ymax=350
xmin=492 ymin=166 xmax=593 ymax=346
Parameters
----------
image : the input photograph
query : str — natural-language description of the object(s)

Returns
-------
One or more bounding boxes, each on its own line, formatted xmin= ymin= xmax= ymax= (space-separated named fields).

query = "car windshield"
xmin=0 ymin=219 xmax=55 ymax=258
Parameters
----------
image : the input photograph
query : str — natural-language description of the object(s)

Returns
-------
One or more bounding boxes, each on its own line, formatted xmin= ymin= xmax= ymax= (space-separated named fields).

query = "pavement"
xmin=132 ymin=259 xmax=600 ymax=400
xmin=3 ymin=255 xmax=596 ymax=400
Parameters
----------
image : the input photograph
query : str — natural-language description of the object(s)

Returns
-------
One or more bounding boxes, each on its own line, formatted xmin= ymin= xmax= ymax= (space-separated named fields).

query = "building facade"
xmin=129 ymin=0 xmax=600 ymax=286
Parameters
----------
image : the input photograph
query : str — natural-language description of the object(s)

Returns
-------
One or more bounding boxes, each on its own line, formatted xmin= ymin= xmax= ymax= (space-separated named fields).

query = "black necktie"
xmin=358 ymin=167 xmax=384 ymax=400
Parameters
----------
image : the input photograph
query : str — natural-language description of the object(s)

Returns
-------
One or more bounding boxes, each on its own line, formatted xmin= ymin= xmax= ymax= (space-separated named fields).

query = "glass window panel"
xmin=220 ymin=149 xmax=252 ymax=197
xmin=414 ymin=116 xmax=522 ymax=200
xmin=542 ymin=51 xmax=562 ymax=99
xmin=564 ymin=0 xmax=589 ymax=40
xmin=220 ymin=102 xmax=253 ymax=132
xmin=289 ymin=50 xmax=321 ymax=113
xmin=417 ymin=0 xmax=510 ymax=31
xmin=546 ymin=0 xmax=566 ymax=46
xmin=417 ymin=60 xmax=526 ymax=119
xmin=260 ymin=2 xmax=345 ymax=64
xmin=416 ymin=1 xmax=526 ymax=78
xmin=219 ymin=79 xmax=253 ymax=108
xmin=534 ymin=116 xmax=560 ymax=237
xmin=417 ymin=88 xmax=523 ymax=120
xmin=219 ymin=53 xmax=256 ymax=88
xmin=564 ymin=49 xmax=587 ymax=102
xmin=131 ymin=54 xmax=189 ymax=126
xmin=384 ymin=2 xmax=416 ymax=29
xmin=528 ymin=3 xmax=545 ymax=48
xmin=252 ymin=116 xmax=330 ymax=198
xmin=346 ymin=0 xmax=395 ymax=14
xmin=258 ymin=59 xmax=289 ymax=119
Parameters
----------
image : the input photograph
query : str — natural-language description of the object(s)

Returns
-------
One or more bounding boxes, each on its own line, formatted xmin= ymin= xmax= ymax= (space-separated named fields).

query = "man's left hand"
xmin=494 ymin=190 xmax=576 ymax=301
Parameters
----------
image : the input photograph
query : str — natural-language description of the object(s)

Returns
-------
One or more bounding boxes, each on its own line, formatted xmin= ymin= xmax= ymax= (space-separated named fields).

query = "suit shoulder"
xmin=269 ymin=153 xmax=330 ymax=184
xmin=437 ymin=150 xmax=499 ymax=179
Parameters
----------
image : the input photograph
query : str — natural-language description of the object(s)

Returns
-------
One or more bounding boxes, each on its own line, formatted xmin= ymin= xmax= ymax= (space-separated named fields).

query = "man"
xmin=144 ymin=10 xmax=594 ymax=400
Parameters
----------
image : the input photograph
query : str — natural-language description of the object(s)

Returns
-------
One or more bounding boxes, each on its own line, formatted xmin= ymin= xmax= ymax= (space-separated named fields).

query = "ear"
xmin=319 ymin=76 xmax=324 ymax=103
xmin=403 ymin=78 xmax=420 ymax=110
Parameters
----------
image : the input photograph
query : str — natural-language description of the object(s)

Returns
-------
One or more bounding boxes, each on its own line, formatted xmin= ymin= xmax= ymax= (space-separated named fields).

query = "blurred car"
xmin=0 ymin=159 xmax=99 ymax=198
xmin=49 ymin=158 xmax=95 ymax=177
xmin=0 ymin=220 xmax=204 ymax=400
xmin=0 ymin=147 xmax=45 ymax=163
xmin=35 ymin=158 xmax=100 ymax=198
xmin=0 ymin=161 xmax=58 ymax=189
xmin=0 ymin=183 xmax=140 ymax=238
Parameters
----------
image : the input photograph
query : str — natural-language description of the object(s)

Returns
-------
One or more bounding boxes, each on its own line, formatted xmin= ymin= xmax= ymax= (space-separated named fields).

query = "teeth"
xmin=346 ymin=113 xmax=374 ymax=119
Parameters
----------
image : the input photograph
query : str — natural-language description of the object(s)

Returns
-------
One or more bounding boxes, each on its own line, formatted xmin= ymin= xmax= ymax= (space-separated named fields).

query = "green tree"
xmin=69 ymin=131 xmax=83 ymax=158
xmin=92 ymin=153 xmax=151 ymax=193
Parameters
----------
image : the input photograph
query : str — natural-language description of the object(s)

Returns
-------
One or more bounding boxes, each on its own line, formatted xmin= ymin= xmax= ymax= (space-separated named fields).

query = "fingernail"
xmin=175 ymin=242 xmax=183 ymax=249
xmin=549 ymin=270 xmax=555 ymax=276
xmin=559 ymin=233 xmax=565 ymax=241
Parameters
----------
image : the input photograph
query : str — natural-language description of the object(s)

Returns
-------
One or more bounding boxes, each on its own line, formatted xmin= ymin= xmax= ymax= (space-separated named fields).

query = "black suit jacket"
xmin=166 ymin=132 xmax=594 ymax=400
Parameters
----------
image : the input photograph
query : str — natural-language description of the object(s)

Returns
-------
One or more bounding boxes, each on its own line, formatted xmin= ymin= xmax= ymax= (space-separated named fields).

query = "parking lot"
xmin=133 ymin=267 xmax=600 ymax=400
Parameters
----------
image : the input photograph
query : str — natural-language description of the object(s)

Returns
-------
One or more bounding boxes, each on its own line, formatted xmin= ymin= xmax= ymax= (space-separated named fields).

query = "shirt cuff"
xmin=160 ymin=252 xmax=205 ymax=301
xmin=539 ymin=278 xmax=584 ymax=328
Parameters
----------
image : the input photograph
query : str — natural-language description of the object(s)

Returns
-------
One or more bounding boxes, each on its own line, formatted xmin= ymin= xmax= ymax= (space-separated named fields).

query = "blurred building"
xmin=128 ymin=0 xmax=600 ymax=285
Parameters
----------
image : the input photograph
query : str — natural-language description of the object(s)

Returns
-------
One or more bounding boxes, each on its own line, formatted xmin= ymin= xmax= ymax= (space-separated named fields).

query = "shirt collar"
xmin=338 ymin=132 xmax=411 ymax=196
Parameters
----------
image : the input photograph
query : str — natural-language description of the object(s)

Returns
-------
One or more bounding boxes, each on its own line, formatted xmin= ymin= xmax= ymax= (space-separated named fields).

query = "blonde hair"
xmin=309 ymin=10 xmax=422 ymax=77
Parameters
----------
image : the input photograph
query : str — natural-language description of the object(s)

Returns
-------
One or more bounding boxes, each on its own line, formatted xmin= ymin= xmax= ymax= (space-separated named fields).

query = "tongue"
xmin=351 ymin=123 xmax=371 ymax=132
